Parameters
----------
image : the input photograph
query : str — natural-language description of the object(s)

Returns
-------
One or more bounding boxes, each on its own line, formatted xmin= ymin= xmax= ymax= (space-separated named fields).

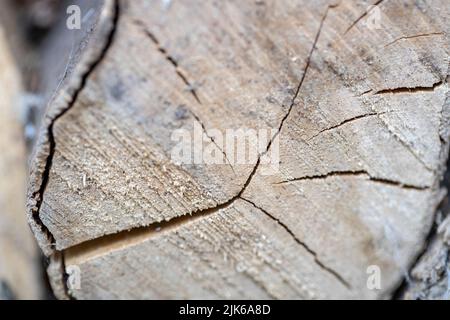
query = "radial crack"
xmin=308 ymin=112 xmax=386 ymax=140
xmin=140 ymin=28 xmax=201 ymax=104
xmin=375 ymin=80 xmax=444 ymax=95
xmin=384 ymin=32 xmax=444 ymax=48
xmin=188 ymin=110 xmax=236 ymax=174
xmin=64 ymin=199 xmax=236 ymax=266
xmin=137 ymin=24 xmax=235 ymax=172
xmin=307 ymin=110 xmax=433 ymax=172
xmin=268 ymin=4 xmax=330 ymax=147
xmin=355 ymin=89 xmax=373 ymax=97
xmin=240 ymin=197 xmax=351 ymax=289
xmin=344 ymin=0 xmax=385 ymax=35
xmin=273 ymin=170 xmax=429 ymax=190
xmin=227 ymin=3 xmax=332 ymax=201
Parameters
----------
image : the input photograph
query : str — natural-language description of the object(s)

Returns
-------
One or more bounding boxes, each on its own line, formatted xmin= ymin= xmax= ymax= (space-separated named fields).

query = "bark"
xmin=27 ymin=0 xmax=450 ymax=299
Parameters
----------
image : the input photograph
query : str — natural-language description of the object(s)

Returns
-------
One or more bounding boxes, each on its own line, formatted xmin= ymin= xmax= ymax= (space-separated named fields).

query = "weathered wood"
xmin=0 ymin=24 xmax=41 ymax=300
xmin=400 ymin=190 xmax=450 ymax=299
xmin=29 ymin=0 xmax=450 ymax=299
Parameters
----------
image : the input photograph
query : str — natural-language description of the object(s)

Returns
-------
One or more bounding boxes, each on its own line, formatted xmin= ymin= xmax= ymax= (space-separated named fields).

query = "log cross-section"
xmin=27 ymin=0 xmax=450 ymax=299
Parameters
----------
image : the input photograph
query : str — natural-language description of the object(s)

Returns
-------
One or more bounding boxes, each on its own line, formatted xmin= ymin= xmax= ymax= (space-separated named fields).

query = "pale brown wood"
xmin=0 ymin=25 xmax=41 ymax=300
xmin=28 ymin=0 xmax=450 ymax=299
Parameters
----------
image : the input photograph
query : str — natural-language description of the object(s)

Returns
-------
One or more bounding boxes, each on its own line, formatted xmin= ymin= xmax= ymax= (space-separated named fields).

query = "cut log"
xmin=0 ymin=24 xmax=41 ymax=300
xmin=28 ymin=0 xmax=450 ymax=299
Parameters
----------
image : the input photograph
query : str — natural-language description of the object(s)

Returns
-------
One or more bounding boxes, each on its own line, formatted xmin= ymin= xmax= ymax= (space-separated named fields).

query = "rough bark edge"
xmin=46 ymin=252 xmax=70 ymax=300
xmin=393 ymin=70 xmax=450 ymax=299
xmin=27 ymin=0 xmax=117 ymax=257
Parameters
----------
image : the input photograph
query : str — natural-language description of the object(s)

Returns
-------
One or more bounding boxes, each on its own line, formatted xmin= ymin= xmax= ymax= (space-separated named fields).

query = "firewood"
xmin=28 ymin=0 xmax=450 ymax=299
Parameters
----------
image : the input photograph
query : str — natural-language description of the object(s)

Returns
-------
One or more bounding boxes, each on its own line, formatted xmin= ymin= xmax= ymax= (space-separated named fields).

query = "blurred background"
xmin=0 ymin=0 xmax=69 ymax=300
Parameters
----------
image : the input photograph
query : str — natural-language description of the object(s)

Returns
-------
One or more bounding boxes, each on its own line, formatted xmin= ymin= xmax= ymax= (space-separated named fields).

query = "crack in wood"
xmin=136 ymin=24 xmax=201 ymax=104
xmin=344 ymin=0 xmax=386 ymax=35
xmin=374 ymin=80 xmax=444 ymax=95
xmin=355 ymin=89 xmax=373 ymax=97
xmin=187 ymin=109 xmax=236 ymax=174
xmin=308 ymin=111 xmax=387 ymax=140
xmin=307 ymin=106 xmax=436 ymax=173
xmin=273 ymin=169 xmax=429 ymax=190
xmin=117 ymin=4 xmax=333 ymax=239
xmin=64 ymin=199 xmax=237 ymax=266
xmin=61 ymin=4 xmax=334 ymax=272
xmin=384 ymin=32 xmax=444 ymax=48
xmin=136 ymin=23 xmax=236 ymax=172
xmin=240 ymin=197 xmax=352 ymax=289
xmin=268 ymin=3 xmax=331 ymax=147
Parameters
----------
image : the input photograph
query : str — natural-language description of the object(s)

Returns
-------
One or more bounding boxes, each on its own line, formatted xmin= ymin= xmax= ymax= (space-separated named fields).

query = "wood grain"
xmin=28 ymin=0 xmax=450 ymax=299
